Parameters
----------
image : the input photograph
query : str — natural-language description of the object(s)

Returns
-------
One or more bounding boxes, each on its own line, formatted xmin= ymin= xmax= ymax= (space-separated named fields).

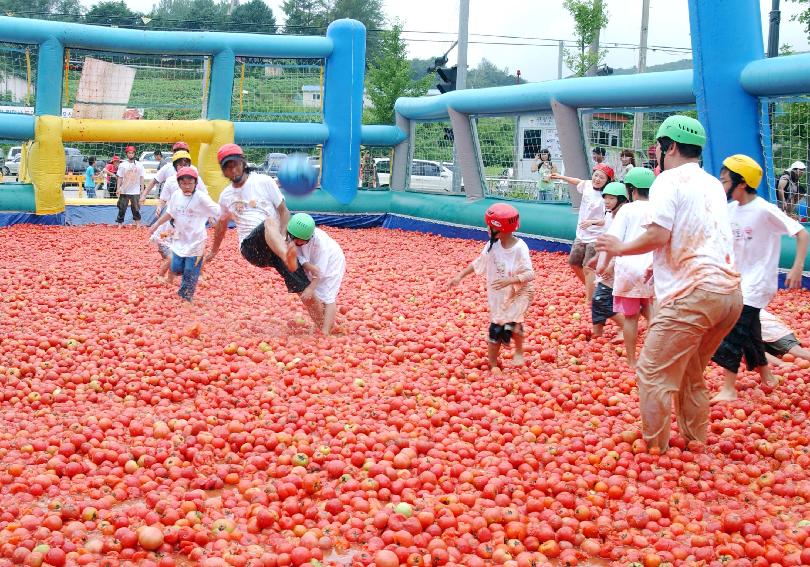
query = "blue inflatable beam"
xmin=36 ymin=36 xmax=63 ymax=116
xmin=235 ymin=122 xmax=329 ymax=146
xmin=741 ymin=52 xmax=810 ymax=96
xmin=395 ymin=70 xmax=695 ymax=121
xmin=360 ymin=125 xmax=407 ymax=147
xmin=207 ymin=48 xmax=235 ymax=120
xmin=688 ymin=0 xmax=765 ymax=195
xmin=0 ymin=114 xmax=35 ymax=140
xmin=321 ymin=19 xmax=366 ymax=204
xmin=0 ymin=17 xmax=332 ymax=58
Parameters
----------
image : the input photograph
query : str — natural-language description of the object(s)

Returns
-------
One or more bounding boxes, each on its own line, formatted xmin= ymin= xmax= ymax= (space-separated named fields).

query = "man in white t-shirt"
xmin=711 ymin=154 xmax=809 ymax=402
xmin=141 ymin=141 xmax=191 ymax=201
xmin=596 ymin=115 xmax=743 ymax=452
xmin=115 ymin=145 xmax=146 ymax=228
xmin=207 ymin=144 xmax=310 ymax=295
xmin=552 ymin=163 xmax=614 ymax=305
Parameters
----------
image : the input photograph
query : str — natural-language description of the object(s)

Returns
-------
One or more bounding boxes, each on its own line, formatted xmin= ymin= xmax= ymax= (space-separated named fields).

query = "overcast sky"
xmin=87 ymin=0 xmax=810 ymax=83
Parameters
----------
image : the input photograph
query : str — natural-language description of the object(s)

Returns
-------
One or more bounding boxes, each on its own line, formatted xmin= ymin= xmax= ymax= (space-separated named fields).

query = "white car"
xmin=374 ymin=158 xmax=454 ymax=192
xmin=138 ymin=151 xmax=163 ymax=183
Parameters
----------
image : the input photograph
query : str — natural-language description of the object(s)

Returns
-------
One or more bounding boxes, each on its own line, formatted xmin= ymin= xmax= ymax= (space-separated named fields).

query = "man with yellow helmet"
xmin=711 ymin=154 xmax=809 ymax=402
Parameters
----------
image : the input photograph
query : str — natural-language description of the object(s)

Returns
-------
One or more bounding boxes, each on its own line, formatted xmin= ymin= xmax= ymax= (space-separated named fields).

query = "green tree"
xmin=467 ymin=58 xmax=524 ymax=89
xmin=563 ymin=0 xmax=608 ymax=77
xmin=230 ymin=0 xmax=277 ymax=33
xmin=84 ymin=0 xmax=140 ymax=27
xmin=54 ymin=0 xmax=82 ymax=21
xmin=364 ymin=24 xmax=431 ymax=125
xmin=324 ymin=0 xmax=386 ymax=62
xmin=0 ymin=0 xmax=75 ymax=19
xmin=282 ymin=0 xmax=327 ymax=34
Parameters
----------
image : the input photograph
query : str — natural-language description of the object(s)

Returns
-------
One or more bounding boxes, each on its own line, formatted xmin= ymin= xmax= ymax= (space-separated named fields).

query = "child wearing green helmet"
xmin=589 ymin=182 xmax=629 ymax=341
xmin=286 ymin=213 xmax=346 ymax=335
xmin=597 ymin=167 xmax=656 ymax=368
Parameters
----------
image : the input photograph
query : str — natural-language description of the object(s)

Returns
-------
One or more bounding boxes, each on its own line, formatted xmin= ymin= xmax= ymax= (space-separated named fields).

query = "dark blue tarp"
xmin=64 ymin=205 xmax=159 ymax=226
xmin=0 ymin=212 xmax=65 ymax=226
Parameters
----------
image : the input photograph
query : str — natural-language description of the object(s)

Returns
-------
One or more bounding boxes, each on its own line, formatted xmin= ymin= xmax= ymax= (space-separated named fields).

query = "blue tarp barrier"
xmin=64 ymin=205 xmax=160 ymax=226
xmin=0 ymin=212 xmax=65 ymax=226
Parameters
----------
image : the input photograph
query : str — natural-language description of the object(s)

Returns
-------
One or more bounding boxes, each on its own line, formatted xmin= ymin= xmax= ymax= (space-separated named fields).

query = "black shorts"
xmin=764 ymin=333 xmax=800 ymax=357
xmin=239 ymin=223 xmax=310 ymax=294
xmin=591 ymin=282 xmax=616 ymax=325
xmin=712 ymin=304 xmax=768 ymax=372
xmin=488 ymin=322 xmax=521 ymax=345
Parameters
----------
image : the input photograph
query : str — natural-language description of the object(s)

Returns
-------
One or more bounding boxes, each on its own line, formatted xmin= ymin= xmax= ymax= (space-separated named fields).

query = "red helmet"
xmin=175 ymin=166 xmax=198 ymax=181
xmin=111 ymin=155 xmax=120 ymax=162
xmin=217 ymin=143 xmax=244 ymax=166
xmin=172 ymin=141 xmax=189 ymax=151
xmin=125 ymin=145 xmax=136 ymax=153
xmin=485 ymin=203 xmax=520 ymax=233
xmin=593 ymin=163 xmax=614 ymax=181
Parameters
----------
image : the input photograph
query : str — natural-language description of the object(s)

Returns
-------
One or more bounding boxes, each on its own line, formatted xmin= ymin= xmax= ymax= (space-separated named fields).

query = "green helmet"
xmin=655 ymin=115 xmax=706 ymax=147
xmin=623 ymin=167 xmax=656 ymax=189
xmin=602 ymin=182 xmax=629 ymax=199
xmin=287 ymin=213 xmax=316 ymax=240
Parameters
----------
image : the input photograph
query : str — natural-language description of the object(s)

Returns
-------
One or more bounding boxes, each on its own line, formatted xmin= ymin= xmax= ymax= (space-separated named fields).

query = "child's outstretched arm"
xmin=550 ymin=172 xmax=582 ymax=186
xmin=447 ymin=263 xmax=475 ymax=289
xmin=149 ymin=211 xmax=173 ymax=237
xmin=786 ymin=228 xmax=809 ymax=288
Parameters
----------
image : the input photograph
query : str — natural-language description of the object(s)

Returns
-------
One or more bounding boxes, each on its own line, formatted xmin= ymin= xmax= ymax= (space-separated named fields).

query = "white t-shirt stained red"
xmin=295 ymin=228 xmax=346 ymax=304
xmin=160 ymin=173 xmax=208 ymax=203
xmin=472 ymin=239 xmax=535 ymax=325
xmin=218 ymin=174 xmax=285 ymax=245
xmin=166 ymin=190 xmax=221 ymax=257
xmin=759 ymin=310 xmax=793 ymax=343
xmin=727 ymin=197 xmax=804 ymax=309
xmin=608 ymin=200 xmax=654 ymax=298
xmin=116 ymin=160 xmax=145 ymax=195
xmin=575 ymin=180 xmax=606 ymax=243
xmin=646 ymin=162 xmax=740 ymax=305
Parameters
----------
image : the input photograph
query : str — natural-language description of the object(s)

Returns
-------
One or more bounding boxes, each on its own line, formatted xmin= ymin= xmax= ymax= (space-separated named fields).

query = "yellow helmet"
xmin=172 ymin=150 xmax=192 ymax=164
xmin=722 ymin=154 xmax=762 ymax=188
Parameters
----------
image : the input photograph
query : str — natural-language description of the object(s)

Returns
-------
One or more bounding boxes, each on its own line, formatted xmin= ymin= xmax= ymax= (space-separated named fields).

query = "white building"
xmin=301 ymin=85 xmax=372 ymax=109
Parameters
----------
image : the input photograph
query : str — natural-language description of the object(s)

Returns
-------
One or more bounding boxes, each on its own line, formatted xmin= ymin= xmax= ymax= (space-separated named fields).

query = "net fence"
xmin=762 ymin=96 xmax=810 ymax=217
xmin=0 ymin=42 xmax=36 ymax=112
xmin=64 ymin=50 xmax=206 ymax=121
xmin=231 ymin=58 xmax=323 ymax=123
xmin=410 ymin=120 xmax=456 ymax=194
xmin=579 ymin=105 xmax=697 ymax=181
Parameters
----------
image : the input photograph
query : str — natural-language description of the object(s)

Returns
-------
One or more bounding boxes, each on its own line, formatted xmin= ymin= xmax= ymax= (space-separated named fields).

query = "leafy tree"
xmin=324 ymin=0 xmax=385 ymax=61
xmin=793 ymin=0 xmax=810 ymax=38
xmin=408 ymin=57 xmax=434 ymax=83
xmin=562 ymin=0 xmax=608 ymax=77
xmin=84 ymin=0 xmax=140 ymax=27
xmin=364 ymin=24 xmax=430 ymax=125
xmin=0 ymin=0 xmax=76 ymax=19
xmin=282 ymin=0 xmax=327 ymax=34
xmin=230 ymin=0 xmax=277 ymax=33
xmin=54 ymin=0 xmax=82 ymax=21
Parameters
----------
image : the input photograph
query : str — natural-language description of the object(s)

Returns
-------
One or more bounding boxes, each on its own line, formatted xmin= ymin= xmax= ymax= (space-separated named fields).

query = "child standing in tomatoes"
xmin=448 ymin=203 xmax=535 ymax=369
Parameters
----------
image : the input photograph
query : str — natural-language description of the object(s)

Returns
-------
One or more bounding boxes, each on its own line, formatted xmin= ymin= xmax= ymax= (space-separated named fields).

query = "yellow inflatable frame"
xmin=29 ymin=116 xmax=235 ymax=215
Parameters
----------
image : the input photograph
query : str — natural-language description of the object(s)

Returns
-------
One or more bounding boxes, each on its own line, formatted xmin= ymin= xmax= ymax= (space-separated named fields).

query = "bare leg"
xmin=623 ymin=313 xmax=640 ymax=368
xmin=487 ymin=342 xmax=501 ymax=369
xmin=159 ymin=256 xmax=171 ymax=278
xmin=757 ymin=364 xmax=778 ymax=387
xmin=788 ymin=345 xmax=810 ymax=362
xmin=512 ymin=329 xmax=525 ymax=366
xmin=609 ymin=313 xmax=626 ymax=343
xmin=263 ymin=218 xmax=297 ymax=271
xmin=592 ymin=322 xmax=605 ymax=338
xmin=300 ymin=294 xmax=325 ymax=329
xmin=584 ymin=270 xmax=596 ymax=305
xmin=322 ymin=303 xmax=337 ymax=335
xmin=571 ymin=264 xmax=585 ymax=285
xmin=710 ymin=369 xmax=739 ymax=403
xmin=766 ymin=352 xmax=786 ymax=366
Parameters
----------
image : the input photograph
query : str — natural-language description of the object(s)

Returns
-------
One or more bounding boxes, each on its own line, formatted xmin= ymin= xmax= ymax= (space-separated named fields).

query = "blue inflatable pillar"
xmin=207 ymin=48 xmax=236 ymax=120
xmin=35 ymin=36 xmax=64 ymax=116
xmin=688 ymin=0 xmax=765 ymax=195
xmin=322 ymin=19 xmax=366 ymax=204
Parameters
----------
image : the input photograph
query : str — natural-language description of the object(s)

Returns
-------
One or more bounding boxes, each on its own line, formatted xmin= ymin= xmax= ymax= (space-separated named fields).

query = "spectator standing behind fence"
xmin=776 ymin=161 xmax=806 ymax=218
xmin=116 ymin=145 xmax=145 ymax=228
xmin=531 ymin=149 xmax=557 ymax=194
xmin=105 ymin=155 xmax=120 ymax=198
xmin=360 ymin=150 xmax=377 ymax=189
xmin=619 ymin=149 xmax=636 ymax=181
xmin=595 ymin=115 xmax=742 ymax=453
xmin=84 ymin=157 xmax=97 ymax=199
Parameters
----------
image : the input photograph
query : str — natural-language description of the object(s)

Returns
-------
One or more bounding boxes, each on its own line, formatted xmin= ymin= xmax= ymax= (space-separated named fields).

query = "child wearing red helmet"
xmin=448 ymin=203 xmax=535 ymax=369
xmin=115 ymin=145 xmax=145 ymax=227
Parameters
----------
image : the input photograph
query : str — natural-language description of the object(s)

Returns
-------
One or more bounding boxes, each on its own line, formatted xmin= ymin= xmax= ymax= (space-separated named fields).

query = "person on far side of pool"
xmin=447 ymin=203 xmax=535 ymax=369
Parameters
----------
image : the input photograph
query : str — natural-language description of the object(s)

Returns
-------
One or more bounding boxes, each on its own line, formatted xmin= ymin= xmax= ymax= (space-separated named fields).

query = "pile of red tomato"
xmin=0 ymin=224 xmax=809 ymax=567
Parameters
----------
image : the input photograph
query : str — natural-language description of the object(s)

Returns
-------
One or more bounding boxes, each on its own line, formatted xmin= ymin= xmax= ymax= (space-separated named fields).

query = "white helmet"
xmin=790 ymin=161 xmax=806 ymax=170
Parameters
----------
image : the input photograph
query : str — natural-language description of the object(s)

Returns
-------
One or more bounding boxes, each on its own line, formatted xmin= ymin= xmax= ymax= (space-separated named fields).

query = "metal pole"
xmin=632 ymin=0 xmax=650 ymax=154
xmin=452 ymin=0 xmax=469 ymax=193
xmin=767 ymin=0 xmax=781 ymax=58
xmin=558 ymin=40 xmax=564 ymax=79
xmin=513 ymin=70 xmax=520 ymax=180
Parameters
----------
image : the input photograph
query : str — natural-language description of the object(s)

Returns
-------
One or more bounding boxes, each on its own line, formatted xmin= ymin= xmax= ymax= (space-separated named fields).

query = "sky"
xmin=86 ymin=0 xmax=810 ymax=83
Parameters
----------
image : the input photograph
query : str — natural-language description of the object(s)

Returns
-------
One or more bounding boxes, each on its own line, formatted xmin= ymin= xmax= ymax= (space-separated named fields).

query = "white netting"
xmin=410 ymin=121 xmax=456 ymax=193
xmin=0 ymin=43 xmax=35 ymax=112
xmin=762 ymin=96 xmax=810 ymax=215
xmin=231 ymin=58 xmax=324 ymax=123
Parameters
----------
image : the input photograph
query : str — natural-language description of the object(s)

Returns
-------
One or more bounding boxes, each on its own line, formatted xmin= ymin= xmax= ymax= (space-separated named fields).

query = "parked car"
xmin=64 ymin=147 xmax=89 ymax=174
xmin=374 ymin=158 xmax=454 ymax=192
xmin=259 ymin=152 xmax=288 ymax=178
xmin=138 ymin=151 xmax=163 ymax=182
xmin=7 ymin=146 xmax=21 ymax=162
xmin=3 ymin=154 xmax=20 ymax=177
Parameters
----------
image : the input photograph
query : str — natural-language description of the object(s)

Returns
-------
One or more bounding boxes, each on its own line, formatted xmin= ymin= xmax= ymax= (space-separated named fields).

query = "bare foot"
xmin=610 ymin=333 xmax=625 ymax=345
xmin=627 ymin=357 xmax=637 ymax=369
xmin=710 ymin=389 xmax=738 ymax=404
xmin=285 ymin=244 xmax=298 ymax=272
xmin=512 ymin=352 xmax=525 ymax=366
xmin=760 ymin=373 xmax=779 ymax=388
xmin=488 ymin=358 xmax=500 ymax=370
